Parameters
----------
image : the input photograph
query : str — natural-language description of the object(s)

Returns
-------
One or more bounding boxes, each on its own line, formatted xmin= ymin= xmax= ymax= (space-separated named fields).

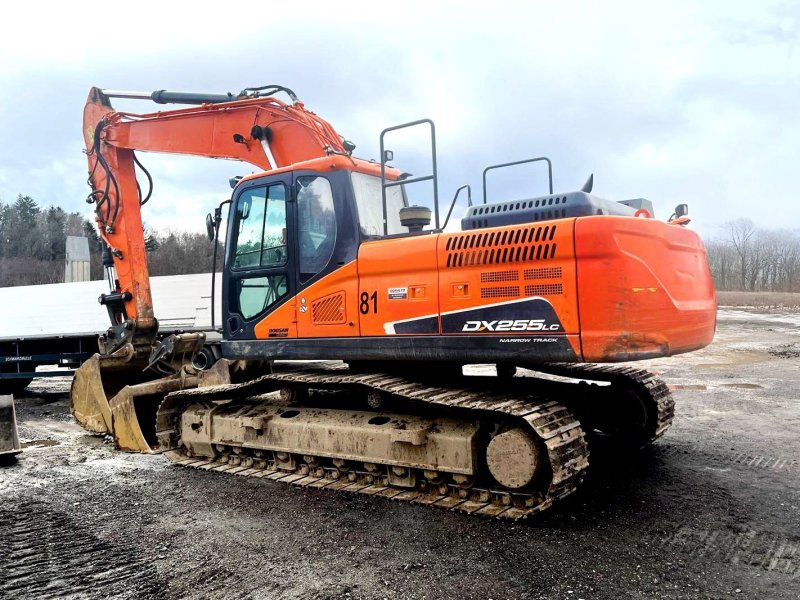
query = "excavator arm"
xmin=72 ymin=86 xmax=351 ymax=443
xmin=82 ymin=86 xmax=348 ymax=358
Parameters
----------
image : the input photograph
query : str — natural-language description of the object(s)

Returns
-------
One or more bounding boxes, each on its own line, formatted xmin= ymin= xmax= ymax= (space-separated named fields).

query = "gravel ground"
xmin=1 ymin=307 xmax=798 ymax=600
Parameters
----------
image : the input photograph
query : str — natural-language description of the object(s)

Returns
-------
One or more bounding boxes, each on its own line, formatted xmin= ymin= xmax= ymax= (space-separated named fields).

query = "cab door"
xmin=224 ymin=174 xmax=298 ymax=340
xmin=293 ymin=173 xmax=361 ymax=338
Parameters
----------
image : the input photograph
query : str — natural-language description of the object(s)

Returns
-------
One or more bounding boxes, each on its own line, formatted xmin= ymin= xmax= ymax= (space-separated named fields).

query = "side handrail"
xmin=379 ymin=119 xmax=439 ymax=234
xmin=442 ymin=184 xmax=472 ymax=230
xmin=482 ymin=157 xmax=553 ymax=204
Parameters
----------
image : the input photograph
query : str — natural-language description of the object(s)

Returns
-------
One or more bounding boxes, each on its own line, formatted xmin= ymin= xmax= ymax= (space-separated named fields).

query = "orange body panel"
xmin=254 ymin=262 xmax=362 ymax=339
xmin=253 ymin=297 xmax=298 ymax=339
xmin=297 ymin=261 xmax=361 ymax=337
xmin=252 ymin=215 xmax=716 ymax=365
xmin=438 ymin=219 xmax=580 ymax=334
xmin=357 ymin=236 xmax=441 ymax=336
xmin=575 ymin=216 xmax=716 ymax=361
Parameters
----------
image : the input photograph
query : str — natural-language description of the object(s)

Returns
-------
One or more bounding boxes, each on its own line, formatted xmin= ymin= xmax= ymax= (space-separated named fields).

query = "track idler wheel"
xmin=485 ymin=427 xmax=544 ymax=490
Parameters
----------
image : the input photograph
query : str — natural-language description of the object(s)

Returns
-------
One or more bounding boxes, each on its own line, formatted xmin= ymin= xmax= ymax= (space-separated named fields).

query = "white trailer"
xmin=0 ymin=273 xmax=221 ymax=394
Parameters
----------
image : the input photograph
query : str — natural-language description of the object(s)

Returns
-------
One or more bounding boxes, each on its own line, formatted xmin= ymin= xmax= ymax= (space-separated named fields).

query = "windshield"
xmin=351 ymin=172 xmax=407 ymax=237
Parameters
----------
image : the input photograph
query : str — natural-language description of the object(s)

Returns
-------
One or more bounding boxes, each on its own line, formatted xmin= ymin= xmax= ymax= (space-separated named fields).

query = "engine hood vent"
xmin=461 ymin=191 xmax=652 ymax=230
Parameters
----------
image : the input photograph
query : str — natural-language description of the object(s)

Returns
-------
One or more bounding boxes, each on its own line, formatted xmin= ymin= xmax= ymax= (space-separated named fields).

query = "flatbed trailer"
xmin=0 ymin=273 xmax=220 ymax=394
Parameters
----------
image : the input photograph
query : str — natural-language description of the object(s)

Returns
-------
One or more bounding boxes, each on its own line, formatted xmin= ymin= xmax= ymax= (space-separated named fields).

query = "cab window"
xmin=296 ymin=176 xmax=336 ymax=282
xmin=231 ymin=183 xmax=289 ymax=320
xmin=233 ymin=185 xmax=288 ymax=269
xmin=351 ymin=172 xmax=406 ymax=237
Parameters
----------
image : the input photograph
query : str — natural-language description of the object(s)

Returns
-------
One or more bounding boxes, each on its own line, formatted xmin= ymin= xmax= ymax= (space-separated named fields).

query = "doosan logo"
xmin=461 ymin=319 xmax=560 ymax=332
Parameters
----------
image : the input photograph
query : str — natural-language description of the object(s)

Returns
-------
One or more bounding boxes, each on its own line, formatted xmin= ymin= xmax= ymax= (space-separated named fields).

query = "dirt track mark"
xmin=0 ymin=499 xmax=165 ymax=599
xmin=648 ymin=526 xmax=800 ymax=580
xmin=651 ymin=442 xmax=799 ymax=474
xmin=769 ymin=343 xmax=800 ymax=359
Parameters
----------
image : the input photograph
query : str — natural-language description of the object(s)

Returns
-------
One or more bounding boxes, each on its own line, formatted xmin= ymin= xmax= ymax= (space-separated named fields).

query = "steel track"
xmin=157 ymin=363 xmax=673 ymax=519
xmin=532 ymin=363 xmax=675 ymax=445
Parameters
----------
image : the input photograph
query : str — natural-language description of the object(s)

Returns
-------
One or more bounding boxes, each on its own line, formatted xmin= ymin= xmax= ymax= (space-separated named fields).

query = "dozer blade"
xmin=0 ymin=395 xmax=22 ymax=460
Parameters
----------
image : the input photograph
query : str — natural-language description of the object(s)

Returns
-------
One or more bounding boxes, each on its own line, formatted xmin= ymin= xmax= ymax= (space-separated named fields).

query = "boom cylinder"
xmin=100 ymin=89 xmax=239 ymax=105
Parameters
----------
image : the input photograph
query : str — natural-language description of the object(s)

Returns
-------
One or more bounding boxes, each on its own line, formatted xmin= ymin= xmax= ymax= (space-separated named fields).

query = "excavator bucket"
xmin=0 ymin=395 xmax=22 ymax=461
xmin=70 ymin=355 xmax=118 ymax=434
xmin=70 ymin=347 xmax=229 ymax=452
xmin=70 ymin=353 xmax=189 ymax=451
xmin=106 ymin=360 xmax=243 ymax=451
xmin=108 ymin=377 xmax=197 ymax=452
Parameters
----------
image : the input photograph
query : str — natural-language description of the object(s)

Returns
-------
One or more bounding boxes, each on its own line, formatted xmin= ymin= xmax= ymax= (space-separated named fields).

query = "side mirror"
xmin=383 ymin=149 xmax=394 ymax=163
xmin=205 ymin=213 xmax=215 ymax=241
xmin=674 ymin=203 xmax=688 ymax=218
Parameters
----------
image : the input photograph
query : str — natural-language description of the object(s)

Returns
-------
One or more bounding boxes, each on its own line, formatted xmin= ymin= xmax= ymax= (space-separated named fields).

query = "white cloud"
xmin=0 ymin=0 xmax=797 ymax=241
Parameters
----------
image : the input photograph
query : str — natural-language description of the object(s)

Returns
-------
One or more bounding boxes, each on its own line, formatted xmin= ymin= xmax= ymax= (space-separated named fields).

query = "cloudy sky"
xmin=1 ymin=1 xmax=797 ymax=239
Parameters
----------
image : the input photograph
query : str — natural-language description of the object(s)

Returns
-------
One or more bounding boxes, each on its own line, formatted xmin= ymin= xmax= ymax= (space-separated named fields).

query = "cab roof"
xmin=236 ymin=155 xmax=400 ymax=187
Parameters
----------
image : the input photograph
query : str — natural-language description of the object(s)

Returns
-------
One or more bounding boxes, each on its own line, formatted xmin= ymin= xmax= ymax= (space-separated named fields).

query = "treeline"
xmin=3 ymin=195 xmax=798 ymax=293
xmin=706 ymin=219 xmax=800 ymax=292
xmin=0 ymin=195 xmax=219 ymax=288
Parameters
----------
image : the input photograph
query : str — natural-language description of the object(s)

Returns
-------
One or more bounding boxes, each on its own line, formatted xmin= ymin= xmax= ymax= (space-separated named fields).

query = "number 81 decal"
xmin=359 ymin=291 xmax=378 ymax=314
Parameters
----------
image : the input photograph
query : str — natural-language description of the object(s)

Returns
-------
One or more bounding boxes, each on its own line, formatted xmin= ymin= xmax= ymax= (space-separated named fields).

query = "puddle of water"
xmin=20 ymin=439 xmax=60 ymax=449
xmin=720 ymin=383 xmax=763 ymax=389
xmin=668 ymin=384 xmax=708 ymax=390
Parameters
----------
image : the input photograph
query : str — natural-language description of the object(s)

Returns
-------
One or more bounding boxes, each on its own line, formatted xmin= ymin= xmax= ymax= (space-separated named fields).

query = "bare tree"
xmin=726 ymin=218 xmax=756 ymax=290
xmin=708 ymin=225 xmax=800 ymax=292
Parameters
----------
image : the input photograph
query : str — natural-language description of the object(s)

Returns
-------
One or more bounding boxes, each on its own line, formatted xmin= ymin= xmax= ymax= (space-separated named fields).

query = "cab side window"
xmin=234 ymin=185 xmax=288 ymax=269
xmin=232 ymin=184 xmax=289 ymax=320
xmin=296 ymin=176 xmax=336 ymax=283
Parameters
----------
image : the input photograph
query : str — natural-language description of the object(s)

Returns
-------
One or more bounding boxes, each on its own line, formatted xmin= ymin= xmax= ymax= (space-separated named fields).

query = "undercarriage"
xmin=144 ymin=362 xmax=673 ymax=519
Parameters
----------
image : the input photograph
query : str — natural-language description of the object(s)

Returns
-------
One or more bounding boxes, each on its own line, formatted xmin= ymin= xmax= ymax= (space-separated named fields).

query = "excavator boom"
xmin=83 ymin=86 xmax=347 ymax=337
xmin=73 ymin=86 xmax=355 ymax=446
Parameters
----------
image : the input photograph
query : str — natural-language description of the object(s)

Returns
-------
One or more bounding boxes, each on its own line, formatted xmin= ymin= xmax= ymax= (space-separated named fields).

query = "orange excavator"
xmin=70 ymin=85 xmax=716 ymax=518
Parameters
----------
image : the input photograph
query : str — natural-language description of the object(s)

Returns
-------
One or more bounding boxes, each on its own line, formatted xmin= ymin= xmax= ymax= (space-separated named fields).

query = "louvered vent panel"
xmin=445 ymin=225 xmax=558 ymax=268
xmin=480 ymin=270 xmax=519 ymax=283
xmin=480 ymin=286 xmax=520 ymax=299
xmin=524 ymin=283 xmax=563 ymax=296
xmin=524 ymin=266 xmax=563 ymax=280
xmin=311 ymin=292 xmax=346 ymax=324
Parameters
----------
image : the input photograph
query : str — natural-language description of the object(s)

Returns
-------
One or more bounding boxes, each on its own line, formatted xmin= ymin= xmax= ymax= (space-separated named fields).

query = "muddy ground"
xmin=1 ymin=308 xmax=798 ymax=600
